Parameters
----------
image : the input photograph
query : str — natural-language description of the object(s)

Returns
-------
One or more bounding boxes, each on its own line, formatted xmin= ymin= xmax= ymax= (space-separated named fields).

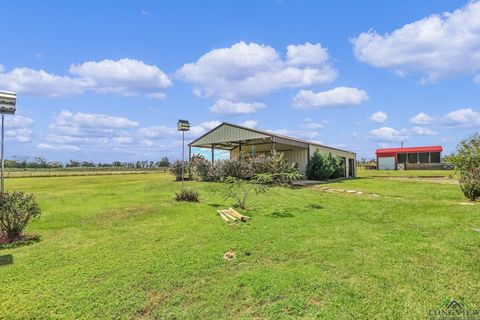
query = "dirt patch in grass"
xmin=312 ymin=186 xmax=381 ymax=198
xmin=137 ymin=290 xmax=168 ymax=319
xmin=87 ymin=205 xmax=156 ymax=227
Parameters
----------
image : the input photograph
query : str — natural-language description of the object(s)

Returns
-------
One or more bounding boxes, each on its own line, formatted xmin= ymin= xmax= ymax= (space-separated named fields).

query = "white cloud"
xmin=6 ymin=128 xmax=32 ymax=143
xmin=49 ymin=110 xmax=138 ymax=137
xmin=352 ymin=1 xmax=480 ymax=82
xmin=369 ymin=111 xmax=387 ymax=123
xmin=37 ymin=143 xmax=80 ymax=152
xmin=0 ymin=59 xmax=171 ymax=98
xmin=3 ymin=114 xmax=34 ymax=142
xmin=5 ymin=115 xmax=34 ymax=128
xmin=200 ymin=121 xmax=222 ymax=130
xmin=369 ymin=127 xmax=408 ymax=142
xmin=241 ymin=120 xmax=258 ymax=128
xmin=410 ymin=112 xmax=434 ymax=125
xmin=39 ymin=110 xmax=141 ymax=153
xmin=69 ymin=58 xmax=171 ymax=97
xmin=411 ymin=126 xmax=437 ymax=135
xmin=177 ymin=41 xmax=337 ymax=102
xmin=210 ymin=99 xmax=266 ymax=115
xmin=0 ymin=68 xmax=92 ymax=98
xmin=302 ymin=118 xmax=324 ymax=129
xmin=138 ymin=125 xmax=177 ymax=139
xmin=138 ymin=120 xmax=225 ymax=140
xmin=112 ymin=136 xmax=135 ymax=144
xmin=267 ymin=128 xmax=320 ymax=140
xmin=442 ymin=108 xmax=480 ymax=128
xmin=286 ymin=43 xmax=329 ymax=65
xmin=293 ymin=87 xmax=368 ymax=109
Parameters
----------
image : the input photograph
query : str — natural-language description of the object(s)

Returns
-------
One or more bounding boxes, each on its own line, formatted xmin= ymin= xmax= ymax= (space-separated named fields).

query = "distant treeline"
xmin=4 ymin=156 xmax=171 ymax=169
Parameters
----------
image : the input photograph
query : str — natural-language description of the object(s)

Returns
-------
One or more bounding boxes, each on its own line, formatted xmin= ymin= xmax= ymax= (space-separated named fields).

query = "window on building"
xmin=430 ymin=152 xmax=441 ymax=163
xmin=397 ymin=153 xmax=407 ymax=163
xmin=419 ymin=152 xmax=429 ymax=163
xmin=408 ymin=153 xmax=418 ymax=163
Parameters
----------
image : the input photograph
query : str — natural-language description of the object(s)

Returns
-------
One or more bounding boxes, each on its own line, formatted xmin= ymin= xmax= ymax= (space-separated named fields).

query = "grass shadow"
xmin=208 ymin=203 xmax=223 ymax=208
xmin=0 ymin=235 xmax=41 ymax=250
xmin=0 ymin=254 xmax=13 ymax=267
xmin=269 ymin=209 xmax=294 ymax=218
xmin=308 ymin=204 xmax=323 ymax=210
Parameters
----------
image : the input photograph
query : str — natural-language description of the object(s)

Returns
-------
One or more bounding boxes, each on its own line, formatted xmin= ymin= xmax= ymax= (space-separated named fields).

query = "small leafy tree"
xmin=222 ymin=176 xmax=267 ymax=210
xmin=170 ymin=160 xmax=189 ymax=181
xmin=459 ymin=168 xmax=480 ymax=201
xmin=158 ymin=157 xmax=171 ymax=167
xmin=451 ymin=133 xmax=480 ymax=200
xmin=451 ymin=133 xmax=480 ymax=172
xmin=0 ymin=192 xmax=41 ymax=240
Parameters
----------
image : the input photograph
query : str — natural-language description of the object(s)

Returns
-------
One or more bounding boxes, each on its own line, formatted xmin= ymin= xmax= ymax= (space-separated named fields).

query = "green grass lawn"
xmin=1 ymin=174 xmax=479 ymax=319
xmin=357 ymin=168 xmax=457 ymax=178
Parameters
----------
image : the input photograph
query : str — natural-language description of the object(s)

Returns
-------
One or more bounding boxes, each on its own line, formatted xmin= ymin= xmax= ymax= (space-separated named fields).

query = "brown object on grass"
xmin=223 ymin=250 xmax=235 ymax=260
xmin=217 ymin=210 xmax=230 ymax=222
xmin=227 ymin=208 xmax=250 ymax=220
xmin=217 ymin=208 xmax=251 ymax=222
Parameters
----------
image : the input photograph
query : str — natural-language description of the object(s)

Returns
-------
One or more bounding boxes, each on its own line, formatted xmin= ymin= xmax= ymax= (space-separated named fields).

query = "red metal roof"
xmin=376 ymin=146 xmax=442 ymax=156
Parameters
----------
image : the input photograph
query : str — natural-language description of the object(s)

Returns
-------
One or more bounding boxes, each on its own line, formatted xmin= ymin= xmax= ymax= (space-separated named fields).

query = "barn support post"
xmin=188 ymin=146 xmax=192 ymax=179
xmin=211 ymin=144 xmax=215 ymax=163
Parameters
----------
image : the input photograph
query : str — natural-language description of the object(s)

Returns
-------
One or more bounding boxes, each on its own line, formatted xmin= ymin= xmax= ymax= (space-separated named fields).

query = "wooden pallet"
xmin=217 ymin=208 xmax=250 ymax=222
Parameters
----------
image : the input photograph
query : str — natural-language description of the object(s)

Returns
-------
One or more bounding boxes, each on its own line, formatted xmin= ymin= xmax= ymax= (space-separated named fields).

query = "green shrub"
xmin=451 ymin=133 xmax=480 ymax=200
xmin=450 ymin=133 xmax=480 ymax=173
xmin=459 ymin=168 xmax=480 ymax=201
xmin=170 ymin=160 xmax=189 ymax=181
xmin=329 ymin=153 xmax=345 ymax=179
xmin=175 ymin=189 xmax=199 ymax=202
xmin=190 ymin=154 xmax=216 ymax=181
xmin=186 ymin=151 xmax=303 ymax=184
xmin=209 ymin=151 xmax=302 ymax=183
xmin=216 ymin=158 xmax=252 ymax=180
xmin=306 ymin=151 xmax=344 ymax=180
xmin=0 ymin=191 xmax=41 ymax=240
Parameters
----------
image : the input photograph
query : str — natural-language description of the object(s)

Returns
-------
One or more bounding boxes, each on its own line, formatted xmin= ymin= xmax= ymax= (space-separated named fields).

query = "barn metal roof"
xmin=189 ymin=122 xmax=355 ymax=155
xmin=376 ymin=146 xmax=443 ymax=156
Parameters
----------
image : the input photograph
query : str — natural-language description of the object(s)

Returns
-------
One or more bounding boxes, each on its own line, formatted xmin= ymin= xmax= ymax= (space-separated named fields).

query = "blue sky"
xmin=1 ymin=0 xmax=480 ymax=162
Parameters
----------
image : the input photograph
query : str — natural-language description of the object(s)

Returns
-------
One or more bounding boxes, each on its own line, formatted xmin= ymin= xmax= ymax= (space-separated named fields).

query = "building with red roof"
xmin=375 ymin=146 xmax=443 ymax=170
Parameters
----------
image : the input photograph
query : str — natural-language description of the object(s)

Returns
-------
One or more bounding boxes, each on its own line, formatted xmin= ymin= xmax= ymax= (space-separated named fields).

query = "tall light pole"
xmin=0 ymin=91 xmax=16 ymax=194
xmin=177 ymin=119 xmax=190 ymax=191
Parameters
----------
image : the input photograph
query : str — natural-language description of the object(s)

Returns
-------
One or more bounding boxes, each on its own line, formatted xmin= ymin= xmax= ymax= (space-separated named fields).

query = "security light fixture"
xmin=0 ymin=91 xmax=17 ymax=193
